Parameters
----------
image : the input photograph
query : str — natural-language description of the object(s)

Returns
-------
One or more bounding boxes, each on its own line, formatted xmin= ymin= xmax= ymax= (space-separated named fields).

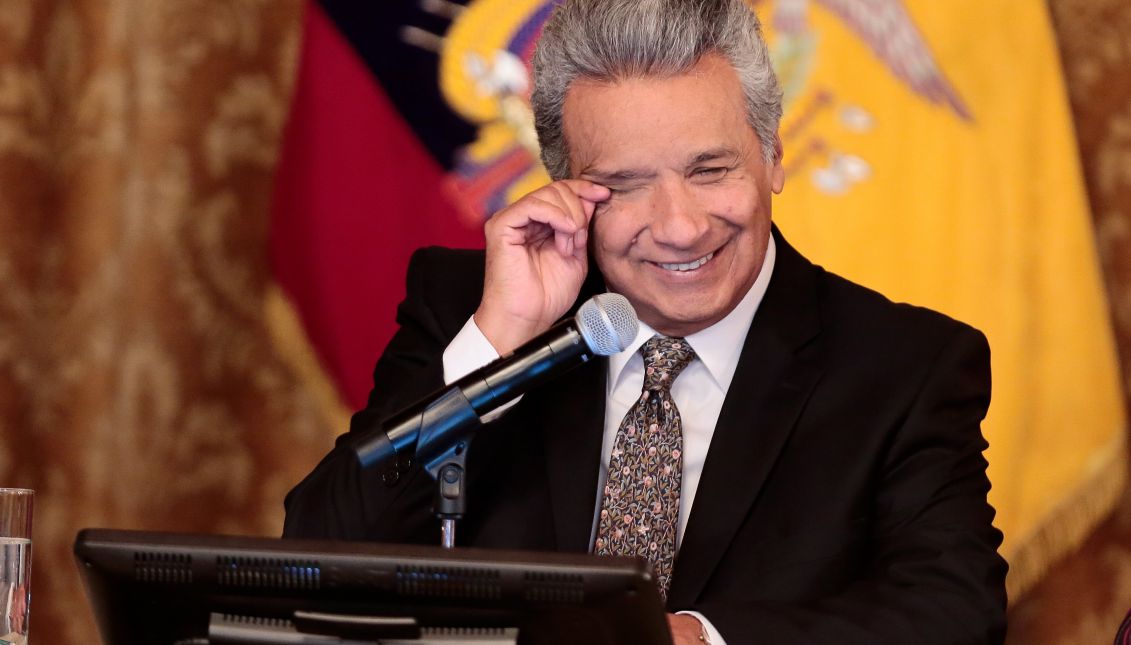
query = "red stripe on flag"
xmin=271 ymin=0 xmax=483 ymax=410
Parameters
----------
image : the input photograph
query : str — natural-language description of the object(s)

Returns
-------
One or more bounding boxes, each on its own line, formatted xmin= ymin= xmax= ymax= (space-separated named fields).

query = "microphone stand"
xmin=423 ymin=435 xmax=473 ymax=549
xmin=357 ymin=377 xmax=484 ymax=549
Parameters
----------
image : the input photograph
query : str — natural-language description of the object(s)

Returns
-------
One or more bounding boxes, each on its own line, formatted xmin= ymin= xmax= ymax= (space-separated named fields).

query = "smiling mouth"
xmin=655 ymin=250 xmax=716 ymax=272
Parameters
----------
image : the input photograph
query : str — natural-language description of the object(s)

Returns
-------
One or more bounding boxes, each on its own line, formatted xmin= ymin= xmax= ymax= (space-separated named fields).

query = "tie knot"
xmin=640 ymin=335 xmax=696 ymax=392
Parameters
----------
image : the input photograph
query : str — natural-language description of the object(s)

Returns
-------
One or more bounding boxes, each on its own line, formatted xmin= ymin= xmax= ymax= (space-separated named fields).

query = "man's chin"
xmin=636 ymin=303 xmax=727 ymax=338
xmin=607 ymin=278 xmax=733 ymax=335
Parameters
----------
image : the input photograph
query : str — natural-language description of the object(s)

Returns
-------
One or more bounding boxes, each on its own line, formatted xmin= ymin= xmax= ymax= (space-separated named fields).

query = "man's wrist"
xmin=472 ymin=307 xmax=541 ymax=357
xmin=443 ymin=315 xmax=524 ymax=422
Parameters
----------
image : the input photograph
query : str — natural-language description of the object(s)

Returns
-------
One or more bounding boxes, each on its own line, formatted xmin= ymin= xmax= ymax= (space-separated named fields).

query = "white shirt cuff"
xmin=442 ymin=315 xmax=501 ymax=383
xmin=441 ymin=315 xmax=521 ymax=421
xmin=677 ymin=611 xmax=726 ymax=645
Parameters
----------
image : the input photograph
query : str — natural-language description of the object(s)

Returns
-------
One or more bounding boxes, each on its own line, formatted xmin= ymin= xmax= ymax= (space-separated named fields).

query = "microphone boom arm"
xmin=350 ymin=320 xmax=594 ymax=471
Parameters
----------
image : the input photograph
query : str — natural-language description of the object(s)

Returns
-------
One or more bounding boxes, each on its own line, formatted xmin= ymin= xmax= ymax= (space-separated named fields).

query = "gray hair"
xmin=531 ymin=0 xmax=783 ymax=180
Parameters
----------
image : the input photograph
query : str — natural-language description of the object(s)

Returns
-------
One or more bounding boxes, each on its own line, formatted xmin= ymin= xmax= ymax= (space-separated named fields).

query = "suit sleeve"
xmin=282 ymin=247 xmax=465 ymax=543
xmin=694 ymin=325 xmax=1008 ymax=644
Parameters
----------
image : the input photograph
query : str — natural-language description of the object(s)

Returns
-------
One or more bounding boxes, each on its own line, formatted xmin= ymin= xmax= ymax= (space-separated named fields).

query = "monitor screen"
xmin=73 ymin=529 xmax=672 ymax=644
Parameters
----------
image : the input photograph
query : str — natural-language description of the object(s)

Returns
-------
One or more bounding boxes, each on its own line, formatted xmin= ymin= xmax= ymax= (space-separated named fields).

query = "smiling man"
xmin=284 ymin=0 xmax=1008 ymax=643
xmin=569 ymin=53 xmax=781 ymax=339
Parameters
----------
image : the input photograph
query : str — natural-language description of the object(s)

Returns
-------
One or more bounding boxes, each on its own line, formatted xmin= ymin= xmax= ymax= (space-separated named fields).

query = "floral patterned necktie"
xmin=595 ymin=335 xmax=696 ymax=600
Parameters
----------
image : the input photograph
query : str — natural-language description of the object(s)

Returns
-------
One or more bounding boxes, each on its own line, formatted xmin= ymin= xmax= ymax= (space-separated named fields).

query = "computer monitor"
xmin=74 ymin=529 xmax=673 ymax=644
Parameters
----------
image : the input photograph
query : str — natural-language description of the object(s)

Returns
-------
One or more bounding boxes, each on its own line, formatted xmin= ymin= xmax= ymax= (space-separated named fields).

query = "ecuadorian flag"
xmin=270 ymin=0 xmax=1126 ymax=597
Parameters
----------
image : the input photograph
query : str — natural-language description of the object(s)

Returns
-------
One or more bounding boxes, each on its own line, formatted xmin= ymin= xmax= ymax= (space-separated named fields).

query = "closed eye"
xmin=595 ymin=185 xmax=641 ymax=214
xmin=690 ymin=166 xmax=729 ymax=182
xmin=605 ymin=185 xmax=644 ymax=197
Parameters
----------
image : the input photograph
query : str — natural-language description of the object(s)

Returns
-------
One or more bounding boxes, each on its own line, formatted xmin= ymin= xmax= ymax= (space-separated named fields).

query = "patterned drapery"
xmin=0 ymin=1 xmax=1127 ymax=643
xmin=0 ymin=2 xmax=337 ymax=642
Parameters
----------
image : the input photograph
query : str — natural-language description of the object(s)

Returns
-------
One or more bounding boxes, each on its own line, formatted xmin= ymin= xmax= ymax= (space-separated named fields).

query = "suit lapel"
xmin=542 ymin=266 xmax=610 ymax=553
xmin=541 ymin=352 xmax=608 ymax=553
xmin=668 ymin=229 xmax=825 ymax=607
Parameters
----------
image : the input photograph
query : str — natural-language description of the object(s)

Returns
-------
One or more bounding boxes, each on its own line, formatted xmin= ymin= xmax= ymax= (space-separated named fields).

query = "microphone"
xmin=351 ymin=293 xmax=639 ymax=470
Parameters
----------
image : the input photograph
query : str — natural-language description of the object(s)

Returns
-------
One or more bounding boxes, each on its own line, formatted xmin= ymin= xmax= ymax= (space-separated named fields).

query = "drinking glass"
xmin=0 ymin=489 xmax=32 ymax=645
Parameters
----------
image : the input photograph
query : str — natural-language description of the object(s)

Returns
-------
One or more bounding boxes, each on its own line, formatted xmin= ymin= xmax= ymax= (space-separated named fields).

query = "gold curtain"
xmin=0 ymin=1 xmax=1128 ymax=643
xmin=0 ymin=2 xmax=338 ymax=643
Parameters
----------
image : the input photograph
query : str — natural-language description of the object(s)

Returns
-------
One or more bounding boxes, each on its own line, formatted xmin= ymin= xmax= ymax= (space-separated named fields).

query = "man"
xmin=284 ymin=0 xmax=1008 ymax=642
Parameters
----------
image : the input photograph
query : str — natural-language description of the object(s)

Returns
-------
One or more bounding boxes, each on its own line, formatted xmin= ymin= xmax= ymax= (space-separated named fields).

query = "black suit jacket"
xmin=284 ymin=229 xmax=1008 ymax=643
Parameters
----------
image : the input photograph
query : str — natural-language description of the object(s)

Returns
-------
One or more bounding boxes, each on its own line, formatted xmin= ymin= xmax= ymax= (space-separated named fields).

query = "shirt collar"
xmin=607 ymin=234 xmax=777 ymax=393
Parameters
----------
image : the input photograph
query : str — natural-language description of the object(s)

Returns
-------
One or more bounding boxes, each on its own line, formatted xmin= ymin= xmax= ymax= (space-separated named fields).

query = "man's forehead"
xmin=560 ymin=54 xmax=752 ymax=173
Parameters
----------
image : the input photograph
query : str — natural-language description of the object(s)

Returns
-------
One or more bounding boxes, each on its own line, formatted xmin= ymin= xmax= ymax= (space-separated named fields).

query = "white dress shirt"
xmin=441 ymin=236 xmax=777 ymax=644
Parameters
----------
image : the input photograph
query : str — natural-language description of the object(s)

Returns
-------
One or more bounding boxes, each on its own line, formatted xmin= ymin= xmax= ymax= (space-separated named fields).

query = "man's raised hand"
xmin=474 ymin=180 xmax=610 ymax=356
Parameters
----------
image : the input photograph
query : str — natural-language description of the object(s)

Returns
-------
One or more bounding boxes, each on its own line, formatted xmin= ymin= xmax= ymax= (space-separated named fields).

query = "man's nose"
xmin=650 ymin=179 xmax=709 ymax=248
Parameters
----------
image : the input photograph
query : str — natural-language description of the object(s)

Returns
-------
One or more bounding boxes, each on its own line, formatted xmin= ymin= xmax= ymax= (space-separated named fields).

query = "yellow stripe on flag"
xmin=767 ymin=0 xmax=1126 ymax=595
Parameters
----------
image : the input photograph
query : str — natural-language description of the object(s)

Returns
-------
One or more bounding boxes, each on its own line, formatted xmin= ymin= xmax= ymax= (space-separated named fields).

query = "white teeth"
xmin=658 ymin=251 xmax=714 ymax=272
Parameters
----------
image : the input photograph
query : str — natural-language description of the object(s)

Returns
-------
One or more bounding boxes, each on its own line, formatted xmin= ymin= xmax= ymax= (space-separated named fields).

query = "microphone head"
xmin=575 ymin=293 xmax=639 ymax=356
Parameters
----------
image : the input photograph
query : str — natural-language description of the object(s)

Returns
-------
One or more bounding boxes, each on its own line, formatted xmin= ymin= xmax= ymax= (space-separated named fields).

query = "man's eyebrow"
xmin=687 ymin=147 xmax=739 ymax=166
xmin=578 ymin=167 xmax=658 ymax=183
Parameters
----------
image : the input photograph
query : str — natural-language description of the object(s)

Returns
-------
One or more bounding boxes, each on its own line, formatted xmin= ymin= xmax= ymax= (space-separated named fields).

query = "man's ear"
xmin=771 ymin=134 xmax=785 ymax=194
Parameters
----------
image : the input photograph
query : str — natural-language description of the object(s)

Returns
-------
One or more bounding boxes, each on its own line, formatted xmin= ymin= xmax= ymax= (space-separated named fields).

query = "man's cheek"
xmin=591 ymin=217 xmax=633 ymax=257
xmin=710 ymin=194 xmax=764 ymax=225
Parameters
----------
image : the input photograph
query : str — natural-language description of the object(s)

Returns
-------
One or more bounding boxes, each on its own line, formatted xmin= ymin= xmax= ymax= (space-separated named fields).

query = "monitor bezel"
xmin=74 ymin=528 xmax=673 ymax=644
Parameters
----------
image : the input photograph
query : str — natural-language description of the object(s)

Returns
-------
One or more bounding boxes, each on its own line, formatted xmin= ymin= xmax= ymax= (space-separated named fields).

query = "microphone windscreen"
xmin=576 ymin=293 xmax=638 ymax=355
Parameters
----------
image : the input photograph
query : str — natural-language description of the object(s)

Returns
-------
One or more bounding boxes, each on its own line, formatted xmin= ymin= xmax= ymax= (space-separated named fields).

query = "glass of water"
xmin=0 ymin=489 xmax=32 ymax=645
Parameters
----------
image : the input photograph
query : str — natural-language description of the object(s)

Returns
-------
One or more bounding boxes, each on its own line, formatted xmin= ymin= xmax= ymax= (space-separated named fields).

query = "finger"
xmin=500 ymin=196 xmax=585 ymax=261
xmin=493 ymin=195 xmax=583 ymax=242
xmin=554 ymin=228 xmax=575 ymax=257
xmin=526 ymin=200 xmax=580 ymax=259
xmin=558 ymin=178 xmax=611 ymax=205
xmin=545 ymin=182 xmax=589 ymax=228
xmin=544 ymin=182 xmax=590 ymax=250
xmin=533 ymin=193 xmax=581 ymax=258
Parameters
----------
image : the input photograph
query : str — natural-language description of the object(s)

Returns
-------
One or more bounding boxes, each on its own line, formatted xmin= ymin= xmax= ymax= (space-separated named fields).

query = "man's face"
xmin=564 ymin=54 xmax=784 ymax=337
